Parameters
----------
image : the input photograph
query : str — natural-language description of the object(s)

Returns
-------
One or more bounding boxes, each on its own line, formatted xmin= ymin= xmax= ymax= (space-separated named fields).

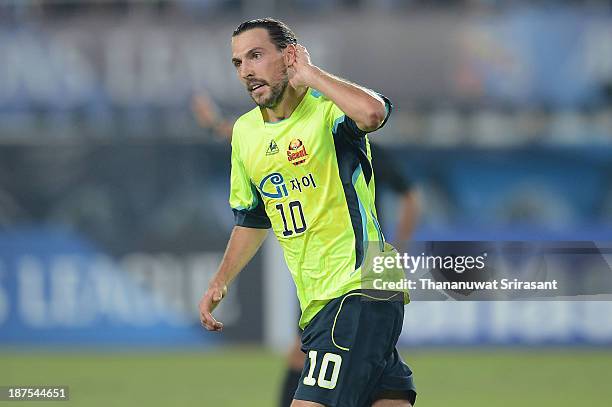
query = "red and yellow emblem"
xmin=287 ymin=138 xmax=308 ymax=166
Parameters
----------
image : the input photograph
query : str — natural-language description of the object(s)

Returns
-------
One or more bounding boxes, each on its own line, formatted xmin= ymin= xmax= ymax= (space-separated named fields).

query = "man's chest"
xmin=242 ymin=122 xmax=336 ymax=196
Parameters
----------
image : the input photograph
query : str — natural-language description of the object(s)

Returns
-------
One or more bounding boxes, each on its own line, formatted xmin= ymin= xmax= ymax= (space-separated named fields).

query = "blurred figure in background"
xmin=192 ymin=87 xmax=420 ymax=407
xmin=191 ymin=92 xmax=234 ymax=142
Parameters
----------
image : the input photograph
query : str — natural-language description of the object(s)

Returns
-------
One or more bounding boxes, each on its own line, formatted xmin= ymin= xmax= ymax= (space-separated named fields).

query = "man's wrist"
xmin=303 ymin=65 xmax=324 ymax=89
xmin=208 ymin=278 xmax=227 ymax=291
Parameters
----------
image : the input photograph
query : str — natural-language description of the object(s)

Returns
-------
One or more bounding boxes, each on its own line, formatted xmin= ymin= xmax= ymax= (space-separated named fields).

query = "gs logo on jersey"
xmin=259 ymin=172 xmax=288 ymax=199
xmin=287 ymin=139 xmax=308 ymax=166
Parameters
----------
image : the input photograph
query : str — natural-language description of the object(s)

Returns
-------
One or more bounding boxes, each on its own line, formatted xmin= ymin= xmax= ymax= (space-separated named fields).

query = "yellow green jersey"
xmin=230 ymin=88 xmax=392 ymax=329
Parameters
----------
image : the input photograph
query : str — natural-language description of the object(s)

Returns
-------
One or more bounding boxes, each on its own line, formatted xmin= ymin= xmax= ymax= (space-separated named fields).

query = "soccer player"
xmin=199 ymin=18 xmax=417 ymax=407
xmin=192 ymin=88 xmax=420 ymax=407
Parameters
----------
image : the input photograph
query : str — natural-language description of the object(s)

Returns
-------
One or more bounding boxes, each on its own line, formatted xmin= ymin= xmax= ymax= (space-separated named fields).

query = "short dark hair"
xmin=232 ymin=18 xmax=297 ymax=51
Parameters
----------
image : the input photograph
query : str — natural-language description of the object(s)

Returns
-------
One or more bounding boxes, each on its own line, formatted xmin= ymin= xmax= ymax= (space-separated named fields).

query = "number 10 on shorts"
xmin=303 ymin=350 xmax=342 ymax=389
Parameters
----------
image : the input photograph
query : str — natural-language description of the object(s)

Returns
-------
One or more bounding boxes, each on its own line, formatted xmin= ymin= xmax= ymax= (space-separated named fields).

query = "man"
xmin=199 ymin=18 xmax=417 ymax=407
xmin=192 ymin=88 xmax=420 ymax=407
xmin=192 ymin=91 xmax=420 ymax=407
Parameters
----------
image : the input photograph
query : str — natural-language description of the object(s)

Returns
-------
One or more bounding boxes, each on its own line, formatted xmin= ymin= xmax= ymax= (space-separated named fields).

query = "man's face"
xmin=231 ymin=28 xmax=290 ymax=109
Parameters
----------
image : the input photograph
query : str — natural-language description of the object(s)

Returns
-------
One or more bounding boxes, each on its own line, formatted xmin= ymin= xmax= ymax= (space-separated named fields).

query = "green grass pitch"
xmin=1 ymin=347 xmax=611 ymax=406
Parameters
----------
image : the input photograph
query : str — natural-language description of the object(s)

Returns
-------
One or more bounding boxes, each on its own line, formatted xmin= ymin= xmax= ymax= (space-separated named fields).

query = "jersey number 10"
xmin=275 ymin=200 xmax=307 ymax=237
xmin=303 ymin=350 xmax=342 ymax=389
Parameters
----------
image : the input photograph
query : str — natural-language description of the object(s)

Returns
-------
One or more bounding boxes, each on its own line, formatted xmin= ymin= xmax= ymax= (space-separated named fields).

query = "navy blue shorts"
xmin=294 ymin=290 xmax=417 ymax=407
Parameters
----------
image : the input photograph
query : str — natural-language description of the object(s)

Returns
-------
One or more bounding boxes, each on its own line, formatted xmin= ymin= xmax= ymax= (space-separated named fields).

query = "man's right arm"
xmin=199 ymin=225 xmax=268 ymax=331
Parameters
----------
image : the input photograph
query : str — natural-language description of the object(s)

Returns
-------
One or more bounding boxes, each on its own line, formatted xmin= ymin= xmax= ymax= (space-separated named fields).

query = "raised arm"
xmin=199 ymin=225 xmax=268 ymax=331
xmin=287 ymin=44 xmax=388 ymax=132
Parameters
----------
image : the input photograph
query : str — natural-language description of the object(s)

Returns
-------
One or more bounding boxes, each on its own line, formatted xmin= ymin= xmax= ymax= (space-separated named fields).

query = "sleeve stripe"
xmin=233 ymin=208 xmax=272 ymax=229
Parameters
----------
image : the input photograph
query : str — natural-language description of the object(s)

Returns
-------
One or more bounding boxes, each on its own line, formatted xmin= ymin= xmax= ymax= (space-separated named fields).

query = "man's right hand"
xmin=197 ymin=226 xmax=268 ymax=332
xmin=199 ymin=284 xmax=227 ymax=332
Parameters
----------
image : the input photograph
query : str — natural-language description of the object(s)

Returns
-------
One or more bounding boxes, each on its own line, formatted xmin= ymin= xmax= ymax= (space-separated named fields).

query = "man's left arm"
xmin=288 ymin=44 xmax=389 ymax=132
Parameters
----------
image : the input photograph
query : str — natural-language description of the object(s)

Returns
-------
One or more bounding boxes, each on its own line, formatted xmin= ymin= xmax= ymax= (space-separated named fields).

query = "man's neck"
xmin=262 ymin=86 xmax=308 ymax=123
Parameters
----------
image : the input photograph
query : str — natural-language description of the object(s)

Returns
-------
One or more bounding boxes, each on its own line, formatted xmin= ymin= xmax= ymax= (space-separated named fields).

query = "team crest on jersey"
xmin=287 ymin=138 xmax=308 ymax=166
xmin=266 ymin=139 xmax=279 ymax=155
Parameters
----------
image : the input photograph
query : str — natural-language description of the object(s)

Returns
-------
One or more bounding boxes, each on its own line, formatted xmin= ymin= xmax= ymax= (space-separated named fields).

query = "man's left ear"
xmin=284 ymin=44 xmax=296 ymax=67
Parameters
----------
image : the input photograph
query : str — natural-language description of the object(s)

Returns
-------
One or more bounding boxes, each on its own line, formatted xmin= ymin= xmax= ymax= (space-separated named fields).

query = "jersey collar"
xmin=259 ymin=87 xmax=312 ymax=126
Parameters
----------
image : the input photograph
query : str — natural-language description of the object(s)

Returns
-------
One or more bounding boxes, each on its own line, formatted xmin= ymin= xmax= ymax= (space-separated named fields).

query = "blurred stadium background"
xmin=1 ymin=0 xmax=612 ymax=406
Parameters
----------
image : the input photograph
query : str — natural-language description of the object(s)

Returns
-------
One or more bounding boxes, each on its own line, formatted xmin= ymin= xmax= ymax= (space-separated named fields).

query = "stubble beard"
xmin=253 ymin=74 xmax=289 ymax=109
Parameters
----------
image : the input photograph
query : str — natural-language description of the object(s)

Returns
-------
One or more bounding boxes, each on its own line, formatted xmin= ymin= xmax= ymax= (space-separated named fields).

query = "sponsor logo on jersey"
xmin=266 ymin=139 xmax=279 ymax=155
xmin=287 ymin=139 xmax=308 ymax=165
xmin=259 ymin=172 xmax=288 ymax=198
